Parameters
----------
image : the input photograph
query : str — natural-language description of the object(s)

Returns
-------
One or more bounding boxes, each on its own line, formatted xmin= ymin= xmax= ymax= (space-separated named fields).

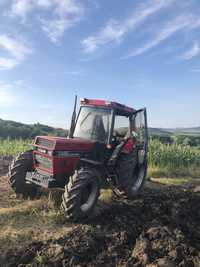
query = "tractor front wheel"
xmin=8 ymin=150 xmax=38 ymax=199
xmin=61 ymin=167 xmax=100 ymax=222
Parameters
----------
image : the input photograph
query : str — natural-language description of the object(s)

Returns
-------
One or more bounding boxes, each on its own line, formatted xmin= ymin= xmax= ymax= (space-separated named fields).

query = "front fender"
xmin=78 ymin=158 xmax=107 ymax=187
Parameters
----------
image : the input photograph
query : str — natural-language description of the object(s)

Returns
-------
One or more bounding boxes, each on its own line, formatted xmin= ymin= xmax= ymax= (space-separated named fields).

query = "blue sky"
xmin=0 ymin=0 xmax=200 ymax=129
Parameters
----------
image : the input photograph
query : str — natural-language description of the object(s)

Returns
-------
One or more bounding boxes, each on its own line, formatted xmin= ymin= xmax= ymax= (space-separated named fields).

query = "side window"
xmin=133 ymin=109 xmax=147 ymax=146
xmin=132 ymin=109 xmax=148 ymax=164
xmin=114 ymin=116 xmax=130 ymax=137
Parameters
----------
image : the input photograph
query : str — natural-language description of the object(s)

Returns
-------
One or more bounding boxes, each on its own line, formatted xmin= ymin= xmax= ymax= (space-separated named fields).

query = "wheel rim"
xmin=80 ymin=181 xmax=98 ymax=213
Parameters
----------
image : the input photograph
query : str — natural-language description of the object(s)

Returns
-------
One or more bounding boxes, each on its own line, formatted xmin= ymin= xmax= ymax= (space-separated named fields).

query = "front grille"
xmin=54 ymin=151 xmax=85 ymax=157
xmin=36 ymin=137 xmax=54 ymax=149
xmin=35 ymin=154 xmax=52 ymax=169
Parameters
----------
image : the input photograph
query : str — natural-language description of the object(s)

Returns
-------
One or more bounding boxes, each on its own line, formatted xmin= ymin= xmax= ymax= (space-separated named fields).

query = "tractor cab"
xmin=73 ymin=98 xmax=148 ymax=153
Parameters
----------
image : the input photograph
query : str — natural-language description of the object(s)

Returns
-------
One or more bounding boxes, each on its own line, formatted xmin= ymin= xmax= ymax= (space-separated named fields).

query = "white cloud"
xmin=82 ymin=0 xmax=175 ymax=53
xmin=41 ymin=18 xmax=74 ymax=43
xmin=54 ymin=0 xmax=82 ymax=17
xmin=41 ymin=0 xmax=84 ymax=43
xmin=125 ymin=15 xmax=200 ymax=58
xmin=37 ymin=0 xmax=52 ymax=8
xmin=10 ymin=0 xmax=52 ymax=18
xmin=0 ymin=34 xmax=32 ymax=60
xmin=182 ymin=42 xmax=200 ymax=60
xmin=0 ymin=57 xmax=18 ymax=70
xmin=0 ymin=81 xmax=16 ymax=106
xmin=82 ymin=19 xmax=126 ymax=53
xmin=0 ymin=34 xmax=32 ymax=70
xmin=10 ymin=0 xmax=33 ymax=18
xmin=10 ymin=0 xmax=84 ymax=43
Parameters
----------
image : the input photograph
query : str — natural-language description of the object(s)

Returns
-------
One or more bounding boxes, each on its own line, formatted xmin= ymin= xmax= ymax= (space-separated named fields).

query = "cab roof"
xmin=80 ymin=98 xmax=135 ymax=116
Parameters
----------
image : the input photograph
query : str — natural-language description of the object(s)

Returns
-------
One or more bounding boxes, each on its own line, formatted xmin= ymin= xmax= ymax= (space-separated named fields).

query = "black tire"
xmin=8 ymin=150 xmax=38 ymax=198
xmin=61 ymin=167 xmax=100 ymax=222
xmin=116 ymin=151 xmax=147 ymax=199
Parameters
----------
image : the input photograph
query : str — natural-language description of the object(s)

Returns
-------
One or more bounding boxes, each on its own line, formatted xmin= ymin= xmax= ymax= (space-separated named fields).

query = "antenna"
xmin=68 ymin=95 xmax=77 ymax=138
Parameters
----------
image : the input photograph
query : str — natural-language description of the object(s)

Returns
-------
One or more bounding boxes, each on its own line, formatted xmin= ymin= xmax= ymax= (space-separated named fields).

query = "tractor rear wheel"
xmin=8 ymin=150 xmax=38 ymax=198
xmin=116 ymin=151 xmax=147 ymax=198
xmin=61 ymin=167 xmax=100 ymax=222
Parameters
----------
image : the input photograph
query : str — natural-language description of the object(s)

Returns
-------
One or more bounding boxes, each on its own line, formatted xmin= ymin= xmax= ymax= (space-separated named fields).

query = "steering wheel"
xmin=112 ymin=135 xmax=117 ymax=143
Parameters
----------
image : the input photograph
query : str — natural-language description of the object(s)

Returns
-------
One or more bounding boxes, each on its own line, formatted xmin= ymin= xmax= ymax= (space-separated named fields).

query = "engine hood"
xmin=34 ymin=136 xmax=96 ymax=151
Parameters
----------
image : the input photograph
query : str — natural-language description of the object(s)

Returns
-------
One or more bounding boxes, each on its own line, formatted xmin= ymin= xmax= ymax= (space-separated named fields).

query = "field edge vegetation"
xmin=0 ymin=138 xmax=199 ymax=178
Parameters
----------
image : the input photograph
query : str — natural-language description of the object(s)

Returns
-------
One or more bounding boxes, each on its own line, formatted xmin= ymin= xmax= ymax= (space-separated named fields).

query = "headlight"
xmin=47 ymin=151 xmax=53 ymax=156
xmin=37 ymin=148 xmax=53 ymax=156
xmin=37 ymin=148 xmax=47 ymax=154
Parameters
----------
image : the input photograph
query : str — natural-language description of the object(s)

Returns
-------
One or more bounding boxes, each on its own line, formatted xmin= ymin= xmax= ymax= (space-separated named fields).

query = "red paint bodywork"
xmin=33 ymin=150 xmax=80 ymax=176
xmin=34 ymin=136 xmax=95 ymax=151
xmin=33 ymin=136 xmax=95 ymax=176
xmin=80 ymin=98 xmax=135 ymax=114
xmin=121 ymin=138 xmax=135 ymax=154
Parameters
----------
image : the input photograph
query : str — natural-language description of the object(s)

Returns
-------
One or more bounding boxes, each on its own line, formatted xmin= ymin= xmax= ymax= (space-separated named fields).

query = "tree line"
xmin=1 ymin=118 xmax=200 ymax=147
xmin=151 ymin=134 xmax=200 ymax=147
xmin=0 ymin=119 xmax=67 ymax=139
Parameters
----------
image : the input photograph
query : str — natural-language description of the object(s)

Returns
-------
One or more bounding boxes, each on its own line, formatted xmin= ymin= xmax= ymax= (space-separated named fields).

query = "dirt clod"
xmin=2 ymin=183 xmax=200 ymax=267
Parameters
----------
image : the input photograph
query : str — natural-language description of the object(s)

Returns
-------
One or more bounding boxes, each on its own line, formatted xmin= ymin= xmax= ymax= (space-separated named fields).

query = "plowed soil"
xmin=2 ymin=181 xmax=200 ymax=267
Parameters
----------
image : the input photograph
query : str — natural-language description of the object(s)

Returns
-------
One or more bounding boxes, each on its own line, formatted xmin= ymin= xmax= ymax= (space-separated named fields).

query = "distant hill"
xmin=164 ymin=127 xmax=200 ymax=136
xmin=148 ymin=128 xmax=171 ymax=137
xmin=117 ymin=127 xmax=200 ymax=137
xmin=0 ymin=118 xmax=67 ymax=139
xmin=0 ymin=118 xmax=199 ymax=139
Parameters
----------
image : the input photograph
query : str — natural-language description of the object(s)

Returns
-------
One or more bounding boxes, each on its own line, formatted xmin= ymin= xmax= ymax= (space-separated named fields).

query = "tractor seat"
xmin=112 ymin=128 xmax=130 ymax=147
xmin=114 ymin=127 xmax=128 ymax=138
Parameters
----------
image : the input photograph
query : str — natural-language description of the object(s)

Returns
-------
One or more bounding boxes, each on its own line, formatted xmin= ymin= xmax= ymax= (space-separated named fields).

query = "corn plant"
xmin=0 ymin=138 xmax=32 ymax=157
xmin=148 ymin=139 xmax=200 ymax=176
xmin=0 ymin=138 xmax=200 ymax=177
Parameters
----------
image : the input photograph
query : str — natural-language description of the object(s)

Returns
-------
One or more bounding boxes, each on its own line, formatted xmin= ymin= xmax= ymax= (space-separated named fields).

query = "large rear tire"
xmin=61 ymin=167 xmax=100 ymax=222
xmin=8 ymin=150 xmax=38 ymax=198
xmin=116 ymin=151 xmax=147 ymax=199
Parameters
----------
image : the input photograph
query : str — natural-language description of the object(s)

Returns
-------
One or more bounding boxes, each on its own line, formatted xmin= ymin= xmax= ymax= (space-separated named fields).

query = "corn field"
xmin=0 ymin=139 xmax=31 ymax=157
xmin=148 ymin=139 xmax=200 ymax=177
xmin=148 ymin=139 xmax=200 ymax=168
xmin=0 ymin=138 xmax=200 ymax=177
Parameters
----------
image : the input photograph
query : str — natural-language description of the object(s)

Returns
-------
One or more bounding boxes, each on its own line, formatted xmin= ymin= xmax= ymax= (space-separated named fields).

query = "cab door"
xmin=132 ymin=108 xmax=148 ymax=165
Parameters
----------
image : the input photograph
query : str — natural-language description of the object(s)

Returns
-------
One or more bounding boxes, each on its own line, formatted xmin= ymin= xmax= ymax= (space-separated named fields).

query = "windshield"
xmin=73 ymin=106 xmax=112 ymax=143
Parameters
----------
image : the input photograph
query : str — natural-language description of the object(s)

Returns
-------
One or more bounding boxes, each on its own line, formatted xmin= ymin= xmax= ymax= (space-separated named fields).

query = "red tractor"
xmin=8 ymin=98 xmax=148 ymax=221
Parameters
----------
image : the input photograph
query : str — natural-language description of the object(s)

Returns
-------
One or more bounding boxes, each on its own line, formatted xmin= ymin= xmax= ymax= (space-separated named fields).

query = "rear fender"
xmin=77 ymin=158 xmax=106 ymax=186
